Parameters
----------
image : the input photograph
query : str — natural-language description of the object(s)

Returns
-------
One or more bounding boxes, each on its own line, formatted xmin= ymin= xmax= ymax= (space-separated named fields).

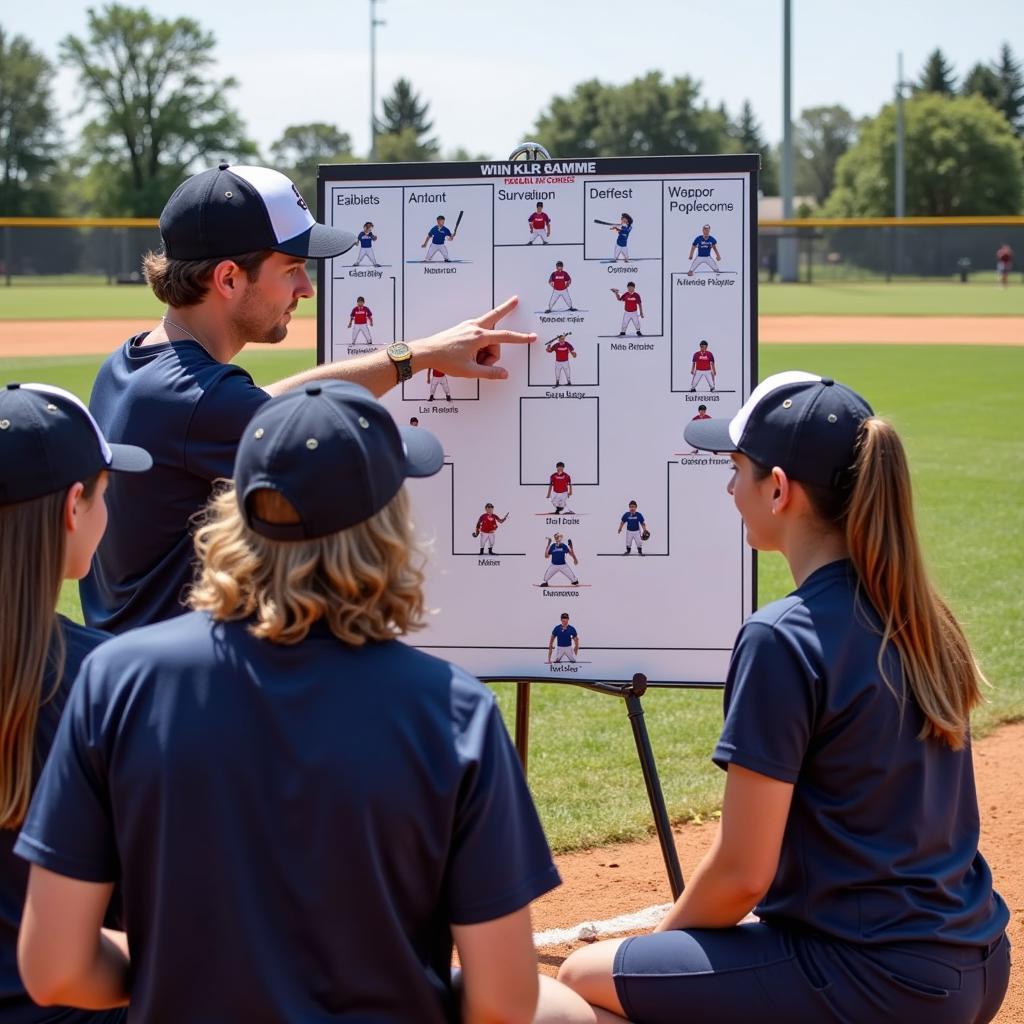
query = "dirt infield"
xmin=534 ymin=720 xmax=1024 ymax=1021
xmin=3 ymin=314 xmax=1024 ymax=358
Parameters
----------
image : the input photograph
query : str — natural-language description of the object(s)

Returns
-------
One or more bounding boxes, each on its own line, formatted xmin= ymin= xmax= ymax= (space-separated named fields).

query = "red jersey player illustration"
xmin=409 ymin=417 xmax=419 ymax=427
xmin=472 ymin=502 xmax=509 ymax=554
xmin=996 ymin=243 xmax=1014 ymax=287
xmin=687 ymin=224 xmax=722 ymax=275
xmin=347 ymin=297 xmax=373 ymax=345
xmin=540 ymin=533 xmax=579 ymax=587
xmin=353 ymin=222 xmax=379 ymax=266
xmin=547 ymin=613 xmax=580 ymax=663
xmin=427 ymin=367 xmax=451 ymax=401
xmin=545 ymin=261 xmax=576 ymax=312
xmin=546 ymin=461 xmax=573 ymax=513
xmin=689 ymin=403 xmax=710 ymax=452
xmin=527 ymin=202 xmax=551 ymax=245
xmin=690 ymin=340 xmax=716 ymax=391
xmin=611 ymin=281 xmax=644 ymax=336
xmin=545 ymin=333 xmax=576 ymax=386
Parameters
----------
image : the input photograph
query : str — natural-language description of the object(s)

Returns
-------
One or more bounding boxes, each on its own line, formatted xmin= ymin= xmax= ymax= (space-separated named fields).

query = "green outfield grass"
xmin=3 ymin=278 xmax=1024 ymax=322
xmin=2 ymin=344 xmax=1022 ymax=851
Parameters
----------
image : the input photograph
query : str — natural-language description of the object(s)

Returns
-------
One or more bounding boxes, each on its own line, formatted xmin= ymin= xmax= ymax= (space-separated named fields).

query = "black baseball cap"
xmin=684 ymin=371 xmax=874 ymax=488
xmin=160 ymin=163 xmax=358 ymax=261
xmin=0 ymin=383 xmax=152 ymax=506
xmin=235 ymin=381 xmax=444 ymax=541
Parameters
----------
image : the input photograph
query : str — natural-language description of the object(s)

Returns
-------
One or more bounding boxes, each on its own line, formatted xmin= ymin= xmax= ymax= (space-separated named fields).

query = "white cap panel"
xmin=728 ymin=370 xmax=823 ymax=445
xmin=22 ymin=382 xmax=113 ymax=463
xmin=230 ymin=165 xmax=316 ymax=245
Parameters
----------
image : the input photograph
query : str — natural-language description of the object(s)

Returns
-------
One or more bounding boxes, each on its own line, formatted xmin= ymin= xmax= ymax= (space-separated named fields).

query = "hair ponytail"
xmin=843 ymin=418 xmax=984 ymax=749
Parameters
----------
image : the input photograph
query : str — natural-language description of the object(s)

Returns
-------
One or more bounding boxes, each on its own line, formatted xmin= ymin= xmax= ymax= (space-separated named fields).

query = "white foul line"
xmin=534 ymin=904 xmax=671 ymax=948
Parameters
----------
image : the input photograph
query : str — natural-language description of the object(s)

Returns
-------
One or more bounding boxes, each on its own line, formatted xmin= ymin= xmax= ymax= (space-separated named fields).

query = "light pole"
xmin=895 ymin=52 xmax=907 ymax=218
xmin=778 ymin=0 xmax=798 ymax=282
xmin=369 ymin=0 xmax=385 ymax=161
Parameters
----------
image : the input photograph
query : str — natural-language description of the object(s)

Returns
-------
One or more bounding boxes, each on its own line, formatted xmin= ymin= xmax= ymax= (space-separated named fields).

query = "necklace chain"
xmin=161 ymin=314 xmax=207 ymax=349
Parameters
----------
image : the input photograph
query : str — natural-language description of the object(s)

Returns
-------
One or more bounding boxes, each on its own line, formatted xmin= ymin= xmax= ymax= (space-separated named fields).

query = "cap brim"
xmin=107 ymin=443 xmax=153 ymax=473
xmin=399 ymin=426 xmax=444 ymax=478
xmin=683 ymin=417 xmax=736 ymax=453
xmin=274 ymin=224 xmax=358 ymax=259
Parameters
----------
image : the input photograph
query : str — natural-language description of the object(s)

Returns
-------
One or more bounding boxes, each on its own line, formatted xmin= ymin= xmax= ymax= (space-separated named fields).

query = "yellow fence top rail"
xmin=0 ymin=217 xmax=159 ymax=228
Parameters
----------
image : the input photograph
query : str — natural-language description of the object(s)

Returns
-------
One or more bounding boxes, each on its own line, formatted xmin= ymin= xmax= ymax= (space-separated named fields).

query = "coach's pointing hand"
xmin=412 ymin=296 xmax=536 ymax=381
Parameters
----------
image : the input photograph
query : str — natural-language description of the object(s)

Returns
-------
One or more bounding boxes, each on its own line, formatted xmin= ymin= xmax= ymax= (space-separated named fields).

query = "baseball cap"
xmin=684 ymin=371 xmax=874 ymax=488
xmin=0 ymin=383 xmax=152 ymax=506
xmin=160 ymin=164 xmax=357 ymax=261
xmin=235 ymin=381 xmax=444 ymax=541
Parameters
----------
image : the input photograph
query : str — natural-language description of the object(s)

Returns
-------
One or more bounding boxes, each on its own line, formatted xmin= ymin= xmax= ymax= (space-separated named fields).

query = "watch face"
xmin=388 ymin=342 xmax=411 ymax=358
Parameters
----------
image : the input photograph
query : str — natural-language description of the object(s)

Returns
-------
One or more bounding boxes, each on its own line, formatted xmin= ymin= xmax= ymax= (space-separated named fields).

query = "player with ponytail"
xmin=540 ymin=371 xmax=1009 ymax=1023
xmin=0 ymin=382 xmax=150 ymax=1020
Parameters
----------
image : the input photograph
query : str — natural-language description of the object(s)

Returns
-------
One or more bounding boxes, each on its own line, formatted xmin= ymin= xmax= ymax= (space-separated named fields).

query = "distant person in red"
xmin=528 ymin=202 xmax=551 ymax=245
xmin=996 ymin=244 xmax=1013 ymax=287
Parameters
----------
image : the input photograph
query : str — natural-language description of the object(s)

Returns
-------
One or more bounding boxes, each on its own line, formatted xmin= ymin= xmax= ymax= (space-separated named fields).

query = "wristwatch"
xmin=386 ymin=342 xmax=413 ymax=383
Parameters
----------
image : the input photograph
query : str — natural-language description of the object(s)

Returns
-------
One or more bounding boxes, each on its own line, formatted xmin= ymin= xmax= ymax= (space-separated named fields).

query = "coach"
xmin=83 ymin=163 xmax=534 ymax=633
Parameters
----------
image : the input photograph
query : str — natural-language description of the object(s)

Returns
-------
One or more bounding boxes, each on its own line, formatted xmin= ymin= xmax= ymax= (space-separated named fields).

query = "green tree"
xmin=961 ymin=62 xmax=1001 ymax=106
xmin=793 ymin=105 xmax=858 ymax=206
xmin=531 ymin=72 xmax=731 ymax=158
xmin=825 ymin=93 xmax=1024 ymax=216
xmin=376 ymin=78 xmax=438 ymax=160
xmin=992 ymin=43 xmax=1024 ymax=134
xmin=730 ymin=100 xmax=777 ymax=194
xmin=270 ymin=122 xmax=355 ymax=203
xmin=61 ymin=4 xmax=256 ymax=216
xmin=0 ymin=28 xmax=62 ymax=215
xmin=916 ymin=48 xmax=957 ymax=95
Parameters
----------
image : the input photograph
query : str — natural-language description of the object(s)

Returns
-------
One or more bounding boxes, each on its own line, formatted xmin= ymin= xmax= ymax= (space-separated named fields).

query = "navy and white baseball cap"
xmin=685 ymin=371 xmax=874 ymax=487
xmin=235 ymin=381 xmax=445 ymax=541
xmin=0 ymin=383 xmax=152 ymax=506
xmin=160 ymin=164 xmax=358 ymax=261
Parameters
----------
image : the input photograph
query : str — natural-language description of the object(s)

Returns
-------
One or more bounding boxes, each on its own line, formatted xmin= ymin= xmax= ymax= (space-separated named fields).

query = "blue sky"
xmin=7 ymin=0 xmax=1023 ymax=160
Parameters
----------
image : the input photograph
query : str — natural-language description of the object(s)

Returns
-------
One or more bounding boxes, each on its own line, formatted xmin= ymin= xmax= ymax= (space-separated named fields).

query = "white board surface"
xmin=319 ymin=155 xmax=757 ymax=684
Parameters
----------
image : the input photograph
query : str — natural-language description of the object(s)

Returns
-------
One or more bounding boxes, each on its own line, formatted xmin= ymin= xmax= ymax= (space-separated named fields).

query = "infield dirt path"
xmin=534 ymin=720 xmax=1024 ymax=1021
xmin=2 ymin=314 xmax=1024 ymax=357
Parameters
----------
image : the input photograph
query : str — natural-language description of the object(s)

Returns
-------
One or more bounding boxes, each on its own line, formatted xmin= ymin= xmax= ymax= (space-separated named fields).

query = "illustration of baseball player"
xmin=617 ymin=500 xmax=649 ymax=555
xmin=545 ymin=261 xmax=576 ymax=312
xmin=347 ymin=297 xmax=374 ymax=345
xmin=473 ymin=502 xmax=509 ymax=554
xmin=427 ymin=367 xmax=451 ymax=401
xmin=409 ymin=416 xmax=419 ymax=427
xmin=546 ymin=461 xmax=573 ymax=513
xmin=353 ymin=222 xmax=379 ymax=266
xmin=546 ymin=333 xmax=576 ymax=386
xmin=421 ymin=215 xmax=455 ymax=261
xmin=611 ymin=281 xmax=644 ymax=335
xmin=547 ymin=613 xmax=580 ymax=663
xmin=690 ymin=404 xmax=710 ymax=452
xmin=527 ymin=202 xmax=551 ymax=244
xmin=690 ymin=340 xmax=716 ymax=391
xmin=541 ymin=533 xmax=579 ymax=587
xmin=609 ymin=213 xmax=633 ymax=261
xmin=687 ymin=224 xmax=722 ymax=275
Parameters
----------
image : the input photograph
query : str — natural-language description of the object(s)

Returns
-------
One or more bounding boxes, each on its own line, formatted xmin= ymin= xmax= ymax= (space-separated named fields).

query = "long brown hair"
xmin=790 ymin=418 xmax=984 ymax=749
xmin=0 ymin=477 xmax=99 ymax=828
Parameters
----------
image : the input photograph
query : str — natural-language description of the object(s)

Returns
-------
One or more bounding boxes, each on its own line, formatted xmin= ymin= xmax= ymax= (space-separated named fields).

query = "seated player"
xmin=16 ymin=382 xmax=560 ymax=1024
xmin=547 ymin=613 xmax=580 ymax=664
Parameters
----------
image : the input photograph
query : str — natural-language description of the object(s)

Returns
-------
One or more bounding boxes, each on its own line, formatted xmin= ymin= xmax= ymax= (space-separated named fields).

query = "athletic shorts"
xmin=613 ymin=923 xmax=1010 ymax=1024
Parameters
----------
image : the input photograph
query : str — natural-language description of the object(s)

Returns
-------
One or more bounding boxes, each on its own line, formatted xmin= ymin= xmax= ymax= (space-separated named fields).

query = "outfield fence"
xmin=1 ymin=216 xmax=1023 ymax=285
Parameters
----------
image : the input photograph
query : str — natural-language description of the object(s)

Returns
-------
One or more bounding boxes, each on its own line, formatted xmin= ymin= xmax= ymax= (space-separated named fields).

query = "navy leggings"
xmin=613 ymin=923 xmax=1011 ymax=1024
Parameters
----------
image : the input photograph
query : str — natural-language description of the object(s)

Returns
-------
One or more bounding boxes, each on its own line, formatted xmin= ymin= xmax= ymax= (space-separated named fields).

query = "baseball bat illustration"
xmin=593 ymin=219 xmax=618 ymax=226
xmin=545 ymin=332 xmax=573 ymax=344
xmin=453 ymin=210 xmax=464 ymax=236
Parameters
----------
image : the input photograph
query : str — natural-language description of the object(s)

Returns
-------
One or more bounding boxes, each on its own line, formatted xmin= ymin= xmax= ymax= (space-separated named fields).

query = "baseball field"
xmin=2 ymin=279 xmax=1022 ymax=1018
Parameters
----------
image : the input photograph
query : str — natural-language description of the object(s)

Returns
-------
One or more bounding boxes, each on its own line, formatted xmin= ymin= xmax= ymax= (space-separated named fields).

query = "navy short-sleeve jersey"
xmin=16 ymin=612 xmax=559 ymax=1023
xmin=82 ymin=336 xmax=270 ymax=633
xmin=0 ymin=617 xmax=122 ymax=1023
xmin=713 ymin=560 xmax=1008 ymax=946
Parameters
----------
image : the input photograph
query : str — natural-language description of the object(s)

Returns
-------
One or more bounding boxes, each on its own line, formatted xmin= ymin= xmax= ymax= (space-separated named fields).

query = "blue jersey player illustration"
xmin=421 ymin=215 xmax=455 ymax=262
xmin=353 ymin=222 xmax=379 ymax=266
xmin=617 ymin=500 xmax=649 ymax=554
xmin=609 ymin=213 xmax=633 ymax=262
xmin=688 ymin=223 xmax=722 ymax=275
xmin=541 ymin=532 xmax=579 ymax=587
xmin=547 ymin=612 xmax=580 ymax=664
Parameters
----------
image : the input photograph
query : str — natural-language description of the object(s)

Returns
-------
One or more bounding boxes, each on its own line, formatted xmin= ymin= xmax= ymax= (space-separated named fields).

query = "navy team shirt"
xmin=82 ymin=336 xmax=270 ymax=633
xmin=551 ymin=624 xmax=577 ymax=648
xmin=549 ymin=542 xmax=570 ymax=565
xmin=693 ymin=234 xmax=717 ymax=256
xmin=615 ymin=223 xmax=632 ymax=246
xmin=621 ymin=511 xmax=645 ymax=532
xmin=0 ymin=617 xmax=124 ymax=1024
xmin=427 ymin=225 xmax=452 ymax=244
xmin=16 ymin=612 xmax=559 ymax=1023
xmin=714 ymin=559 xmax=1008 ymax=946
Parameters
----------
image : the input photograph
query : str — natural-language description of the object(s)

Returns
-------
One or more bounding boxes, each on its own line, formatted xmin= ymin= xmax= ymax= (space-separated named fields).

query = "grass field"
xmin=3 ymin=342 xmax=1021 ymax=851
xmin=3 ymin=278 xmax=1024 ymax=322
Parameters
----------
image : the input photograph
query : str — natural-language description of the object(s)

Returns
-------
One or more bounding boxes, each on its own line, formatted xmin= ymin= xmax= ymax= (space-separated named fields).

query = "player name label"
xmin=348 ymin=269 xmax=383 ymax=279
xmin=549 ymin=663 xmax=580 ymax=673
xmin=419 ymin=405 xmax=460 ymax=414
xmin=610 ymin=342 xmax=655 ymax=352
xmin=424 ymin=266 xmax=457 ymax=275
xmin=540 ymin=315 xmax=584 ymax=324
xmin=607 ymin=265 xmax=635 ymax=274
xmin=546 ymin=517 xmax=580 ymax=526
xmin=478 ymin=558 xmax=500 ymax=566
xmin=543 ymin=589 xmax=580 ymax=597
xmin=347 ymin=346 xmax=375 ymax=355
xmin=677 ymin=277 xmax=734 ymax=288
xmin=544 ymin=390 xmax=588 ymax=400
xmin=686 ymin=394 xmax=719 ymax=402
xmin=678 ymin=456 xmax=732 ymax=466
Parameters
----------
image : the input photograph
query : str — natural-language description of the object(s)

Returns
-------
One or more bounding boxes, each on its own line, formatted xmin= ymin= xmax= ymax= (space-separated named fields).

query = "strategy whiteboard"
xmin=318 ymin=154 xmax=758 ymax=684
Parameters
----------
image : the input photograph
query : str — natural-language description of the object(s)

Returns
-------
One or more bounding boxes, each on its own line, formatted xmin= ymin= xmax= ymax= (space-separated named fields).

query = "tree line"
xmin=1 ymin=6 xmax=1022 ymax=219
